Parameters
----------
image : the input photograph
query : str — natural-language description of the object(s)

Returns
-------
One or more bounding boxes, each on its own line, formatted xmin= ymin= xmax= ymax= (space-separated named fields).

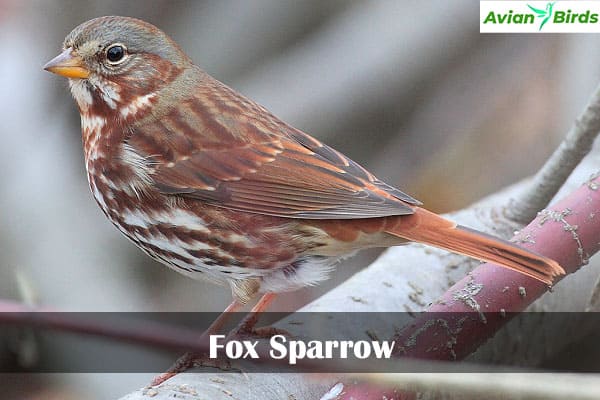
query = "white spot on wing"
xmin=224 ymin=233 xmax=252 ymax=245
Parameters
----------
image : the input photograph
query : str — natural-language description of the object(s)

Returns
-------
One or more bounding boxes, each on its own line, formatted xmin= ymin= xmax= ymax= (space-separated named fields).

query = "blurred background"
xmin=1 ymin=0 xmax=600 ymax=398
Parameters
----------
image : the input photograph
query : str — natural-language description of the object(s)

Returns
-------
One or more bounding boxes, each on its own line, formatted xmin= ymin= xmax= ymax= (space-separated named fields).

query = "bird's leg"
xmin=227 ymin=292 xmax=283 ymax=338
xmin=151 ymin=293 xmax=293 ymax=386
xmin=150 ymin=299 xmax=243 ymax=386
xmin=200 ymin=299 xmax=244 ymax=339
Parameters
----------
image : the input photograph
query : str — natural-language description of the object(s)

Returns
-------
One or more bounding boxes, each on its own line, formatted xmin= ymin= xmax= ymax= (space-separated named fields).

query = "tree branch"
xmin=505 ymin=81 xmax=600 ymax=224
xmin=392 ymin=172 xmax=600 ymax=363
xmin=0 ymin=301 xmax=208 ymax=353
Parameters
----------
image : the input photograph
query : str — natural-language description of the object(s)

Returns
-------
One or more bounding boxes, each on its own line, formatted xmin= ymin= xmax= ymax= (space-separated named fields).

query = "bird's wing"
xmin=527 ymin=4 xmax=547 ymax=16
xmin=129 ymin=78 xmax=420 ymax=219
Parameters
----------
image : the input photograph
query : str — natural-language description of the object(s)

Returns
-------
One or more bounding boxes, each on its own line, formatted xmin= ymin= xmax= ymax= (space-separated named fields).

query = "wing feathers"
xmin=131 ymin=78 xmax=421 ymax=219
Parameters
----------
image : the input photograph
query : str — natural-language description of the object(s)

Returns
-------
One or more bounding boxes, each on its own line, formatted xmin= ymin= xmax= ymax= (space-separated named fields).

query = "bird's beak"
xmin=43 ymin=48 xmax=90 ymax=79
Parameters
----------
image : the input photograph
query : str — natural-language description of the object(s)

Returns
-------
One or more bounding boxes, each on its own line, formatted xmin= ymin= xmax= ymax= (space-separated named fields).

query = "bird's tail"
xmin=386 ymin=208 xmax=564 ymax=285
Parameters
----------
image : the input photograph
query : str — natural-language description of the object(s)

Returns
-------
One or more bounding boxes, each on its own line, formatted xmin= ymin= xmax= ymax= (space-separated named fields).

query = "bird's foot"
xmin=150 ymin=351 xmax=234 ymax=386
xmin=227 ymin=317 xmax=292 ymax=340
xmin=225 ymin=292 xmax=292 ymax=339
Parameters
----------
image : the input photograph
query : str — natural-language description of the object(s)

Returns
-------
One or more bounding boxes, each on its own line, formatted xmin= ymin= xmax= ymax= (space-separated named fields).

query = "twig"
xmin=586 ymin=273 xmax=600 ymax=311
xmin=0 ymin=301 xmax=206 ymax=353
xmin=13 ymin=270 xmax=40 ymax=368
xmin=506 ymin=81 xmax=600 ymax=224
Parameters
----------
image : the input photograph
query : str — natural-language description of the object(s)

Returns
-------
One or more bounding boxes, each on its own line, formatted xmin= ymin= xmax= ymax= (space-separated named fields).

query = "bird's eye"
xmin=105 ymin=44 xmax=127 ymax=64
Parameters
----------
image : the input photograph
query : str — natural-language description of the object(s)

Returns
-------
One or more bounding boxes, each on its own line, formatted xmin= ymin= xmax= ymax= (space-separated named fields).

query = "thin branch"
xmin=0 ymin=301 xmax=207 ymax=353
xmin=506 ymin=81 xmax=600 ymax=224
xmin=586 ymin=273 xmax=600 ymax=311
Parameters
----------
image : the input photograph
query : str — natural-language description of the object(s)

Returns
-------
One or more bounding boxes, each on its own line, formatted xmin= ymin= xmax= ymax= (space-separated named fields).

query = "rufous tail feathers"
xmin=387 ymin=208 xmax=565 ymax=285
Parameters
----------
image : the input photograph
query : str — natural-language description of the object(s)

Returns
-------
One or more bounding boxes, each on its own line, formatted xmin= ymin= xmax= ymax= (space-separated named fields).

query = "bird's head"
xmin=44 ymin=16 xmax=191 ymax=117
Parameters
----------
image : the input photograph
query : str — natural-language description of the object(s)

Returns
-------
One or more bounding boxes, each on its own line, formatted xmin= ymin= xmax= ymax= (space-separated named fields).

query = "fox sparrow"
xmin=44 ymin=16 xmax=563 ymax=312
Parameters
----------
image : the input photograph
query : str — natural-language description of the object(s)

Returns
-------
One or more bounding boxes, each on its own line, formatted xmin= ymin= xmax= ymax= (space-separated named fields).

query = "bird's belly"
xmin=86 ymin=172 xmax=304 ymax=284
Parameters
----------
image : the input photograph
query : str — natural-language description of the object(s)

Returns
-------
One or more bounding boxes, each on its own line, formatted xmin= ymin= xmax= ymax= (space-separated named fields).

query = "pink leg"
xmin=151 ymin=293 xmax=285 ymax=386
xmin=199 ymin=298 xmax=244 ymax=339
xmin=151 ymin=298 xmax=243 ymax=386
xmin=230 ymin=292 xmax=278 ymax=336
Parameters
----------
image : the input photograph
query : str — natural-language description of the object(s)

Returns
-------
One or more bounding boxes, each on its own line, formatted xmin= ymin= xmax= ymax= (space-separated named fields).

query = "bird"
xmin=44 ymin=16 xmax=563 ymax=326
